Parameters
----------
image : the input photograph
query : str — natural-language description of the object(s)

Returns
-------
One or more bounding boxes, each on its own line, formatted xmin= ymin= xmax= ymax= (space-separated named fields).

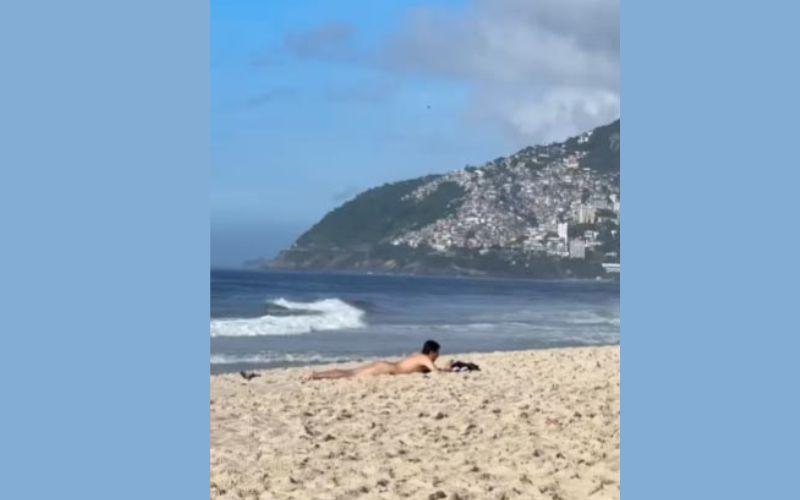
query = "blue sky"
xmin=212 ymin=0 xmax=620 ymax=267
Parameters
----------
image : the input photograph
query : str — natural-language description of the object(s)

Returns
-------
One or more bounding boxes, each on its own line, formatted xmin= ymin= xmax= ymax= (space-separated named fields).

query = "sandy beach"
xmin=211 ymin=345 xmax=620 ymax=500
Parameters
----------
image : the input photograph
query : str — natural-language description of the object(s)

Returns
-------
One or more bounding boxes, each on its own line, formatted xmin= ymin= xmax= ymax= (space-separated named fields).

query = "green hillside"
xmin=296 ymin=176 xmax=466 ymax=249
xmin=268 ymin=119 xmax=621 ymax=279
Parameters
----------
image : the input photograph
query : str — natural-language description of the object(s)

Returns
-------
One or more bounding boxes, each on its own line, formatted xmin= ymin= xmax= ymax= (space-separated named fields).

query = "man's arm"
xmin=423 ymin=358 xmax=453 ymax=373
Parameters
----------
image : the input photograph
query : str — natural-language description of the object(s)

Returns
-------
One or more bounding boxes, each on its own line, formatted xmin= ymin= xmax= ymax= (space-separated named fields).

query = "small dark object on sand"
xmin=240 ymin=371 xmax=260 ymax=381
xmin=450 ymin=361 xmax=480 ymax=372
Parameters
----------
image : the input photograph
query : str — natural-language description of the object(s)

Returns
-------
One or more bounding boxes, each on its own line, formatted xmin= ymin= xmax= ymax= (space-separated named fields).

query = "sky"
xmin=211 ymin=0 xmax=620 ymax=268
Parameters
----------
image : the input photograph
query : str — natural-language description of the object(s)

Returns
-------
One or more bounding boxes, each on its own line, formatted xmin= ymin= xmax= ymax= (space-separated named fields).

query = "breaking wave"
xmin=210 ymin=298 xmax=366 ymax=337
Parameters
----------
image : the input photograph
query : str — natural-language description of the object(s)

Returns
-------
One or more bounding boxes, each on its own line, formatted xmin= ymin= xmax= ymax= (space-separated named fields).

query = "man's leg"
xmin=309 ymin=368 xmax=354 ymax=380
xmin=354 ymin=361 xmax=396 ymax=378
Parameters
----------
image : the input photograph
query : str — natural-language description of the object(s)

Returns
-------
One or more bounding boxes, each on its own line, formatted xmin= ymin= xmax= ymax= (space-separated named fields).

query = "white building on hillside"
xmin=569 ymin=238 xmax=587 ymax=259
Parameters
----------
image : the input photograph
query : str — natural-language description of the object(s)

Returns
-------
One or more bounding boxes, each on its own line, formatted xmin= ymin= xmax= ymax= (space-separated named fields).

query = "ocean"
xmin=210 ymin=269 xmax=620 ymax=374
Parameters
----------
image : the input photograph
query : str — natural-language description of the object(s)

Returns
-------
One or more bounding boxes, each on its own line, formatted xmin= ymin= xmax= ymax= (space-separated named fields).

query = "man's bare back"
xmin=306 ymin=340 xmax=450 ymax=381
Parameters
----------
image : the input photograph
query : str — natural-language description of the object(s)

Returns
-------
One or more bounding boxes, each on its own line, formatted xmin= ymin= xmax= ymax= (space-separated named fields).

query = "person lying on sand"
xmin=305 ymin=340 xmax=452 ymax=380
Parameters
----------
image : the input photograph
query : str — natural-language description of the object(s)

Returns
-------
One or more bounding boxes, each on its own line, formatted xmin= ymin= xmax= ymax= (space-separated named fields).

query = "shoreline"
xmin=210 ymin=342 xmax=621 ymax=376
xmin=215 ymin=266 xmax=621 ymax=284
xmin=211 ymin=345 xmax=620 ymax=499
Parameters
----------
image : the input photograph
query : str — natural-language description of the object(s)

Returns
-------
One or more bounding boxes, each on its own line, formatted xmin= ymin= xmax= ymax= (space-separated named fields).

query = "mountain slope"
xmin=268 ymin=120 xmax=620 ymax=278
xmin=295 ymin=175 xmax=464 ymax=249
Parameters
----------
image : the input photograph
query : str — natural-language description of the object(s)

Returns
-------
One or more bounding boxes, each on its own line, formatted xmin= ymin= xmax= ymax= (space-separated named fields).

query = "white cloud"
xmin=493 ymin=87 xmax=620 ymax=143
xmin=276 ymin=1 xmax=619 ymax=144
xmin=382 ymin=0 xmax=619 ymax=143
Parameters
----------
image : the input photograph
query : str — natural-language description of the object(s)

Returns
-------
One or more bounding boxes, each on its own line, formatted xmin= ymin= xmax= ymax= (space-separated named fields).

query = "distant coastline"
xmin=259 ymin=120 xmax=620 ymax=281
xmin=238 ymin=261 xmax=620 ymax=282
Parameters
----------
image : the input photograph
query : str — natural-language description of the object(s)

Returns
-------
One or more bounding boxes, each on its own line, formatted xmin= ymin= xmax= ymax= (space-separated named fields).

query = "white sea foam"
xmin=559 ymin=311 xmax=620 ymax=326
xmin=211 ymin=352 xmax=355 ymax=365
xmin=210 ymin=298 xmax=366 ymax=337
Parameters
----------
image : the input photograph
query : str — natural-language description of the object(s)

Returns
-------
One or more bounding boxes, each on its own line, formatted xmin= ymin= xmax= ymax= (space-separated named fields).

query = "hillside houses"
xmin=393 ymin=145 xmax=620 ymax=260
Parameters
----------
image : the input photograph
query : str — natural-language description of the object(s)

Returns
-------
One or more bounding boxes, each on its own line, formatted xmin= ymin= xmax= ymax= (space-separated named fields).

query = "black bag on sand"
xmin=450 ymin=361 xmax=480 ymax=372
xmin=240 ymin=371 xmax=260 ymax=381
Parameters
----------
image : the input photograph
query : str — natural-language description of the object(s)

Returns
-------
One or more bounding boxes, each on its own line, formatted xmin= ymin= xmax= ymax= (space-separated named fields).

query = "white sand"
xmin=211 ymin=345 xmax=620 ymax=500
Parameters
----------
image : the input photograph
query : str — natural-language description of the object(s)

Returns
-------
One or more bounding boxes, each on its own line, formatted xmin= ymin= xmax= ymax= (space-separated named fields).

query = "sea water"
xmin=211 ymin=269 xmax=619 ymax=374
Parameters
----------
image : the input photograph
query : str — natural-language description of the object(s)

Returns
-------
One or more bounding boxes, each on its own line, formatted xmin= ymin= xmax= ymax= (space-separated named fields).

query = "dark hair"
xmin=421 ymin=340 xmax=440 ymax=355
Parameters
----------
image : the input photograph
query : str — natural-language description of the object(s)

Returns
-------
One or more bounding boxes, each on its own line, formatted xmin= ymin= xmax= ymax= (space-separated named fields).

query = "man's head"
xmin=421 ymin=340 xmax=441 ymax=361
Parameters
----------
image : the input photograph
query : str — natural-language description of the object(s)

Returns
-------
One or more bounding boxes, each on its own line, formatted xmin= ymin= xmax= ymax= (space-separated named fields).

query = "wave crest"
xmin=210 ymin=298 xmax=366 ymax=337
